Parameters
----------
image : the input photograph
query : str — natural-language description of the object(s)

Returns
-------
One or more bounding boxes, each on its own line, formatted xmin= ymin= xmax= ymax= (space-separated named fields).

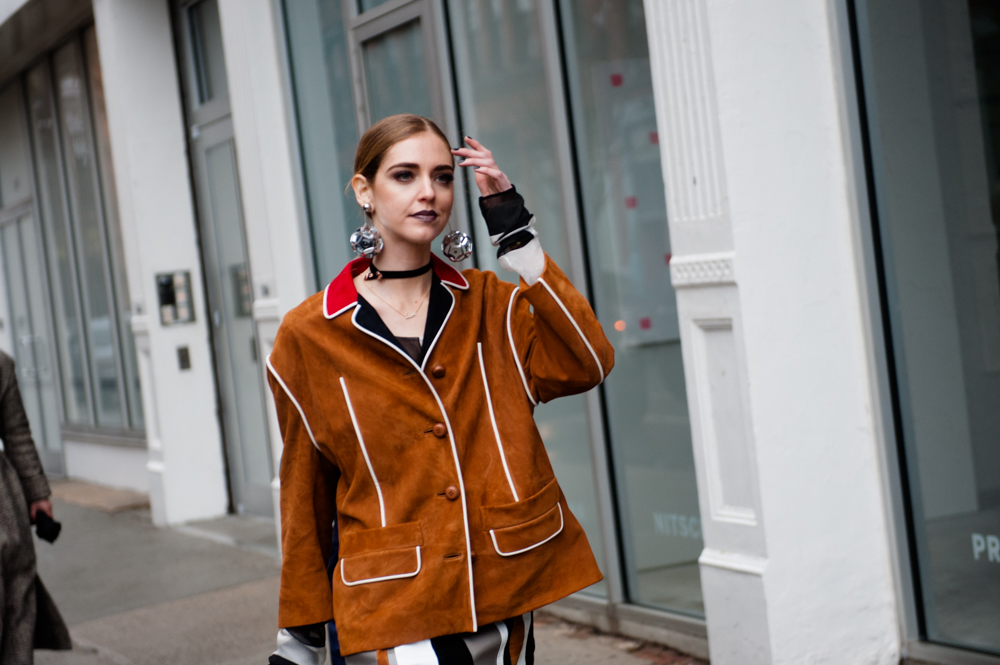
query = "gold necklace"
xmin=364 ymin=282 xmax=431 ymax=320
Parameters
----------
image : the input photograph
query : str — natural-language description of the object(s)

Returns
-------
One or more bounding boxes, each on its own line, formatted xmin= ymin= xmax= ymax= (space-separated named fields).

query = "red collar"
xmin=323 ymin=254 xmax=469 ymax=319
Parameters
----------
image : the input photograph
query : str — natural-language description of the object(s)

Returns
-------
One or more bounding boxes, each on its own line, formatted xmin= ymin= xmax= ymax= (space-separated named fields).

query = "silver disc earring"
xmin=441 ymin=229 xmax=473 ymax=262
xmin=350 ymin=203 xmax=383 ymax=258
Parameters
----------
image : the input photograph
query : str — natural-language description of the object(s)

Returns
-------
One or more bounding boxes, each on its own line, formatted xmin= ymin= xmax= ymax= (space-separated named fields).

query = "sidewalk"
xmin=33 ymin=481 xmax=706 ymax=665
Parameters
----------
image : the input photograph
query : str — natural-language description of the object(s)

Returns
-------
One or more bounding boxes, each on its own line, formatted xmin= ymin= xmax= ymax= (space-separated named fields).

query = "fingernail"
xmin=473 ymin=166 xmax=480 ymax=170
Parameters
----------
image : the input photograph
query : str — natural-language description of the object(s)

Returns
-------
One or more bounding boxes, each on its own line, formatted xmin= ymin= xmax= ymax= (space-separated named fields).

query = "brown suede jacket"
xmin=266 ymin=253 xmax=614 ymax=655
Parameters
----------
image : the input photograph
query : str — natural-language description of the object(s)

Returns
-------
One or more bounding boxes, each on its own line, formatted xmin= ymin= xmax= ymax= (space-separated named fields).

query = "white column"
xmin=216 ymin=0 xmax=315 ymax=537
xmin=644 ymin=1 xmax=900 ymax=663
xmin=92 ymin=0 xmax=228 ymax=525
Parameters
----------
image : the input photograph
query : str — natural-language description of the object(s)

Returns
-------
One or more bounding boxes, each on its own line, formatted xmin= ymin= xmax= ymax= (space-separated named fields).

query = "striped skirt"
xmin=345 ymin=613 xmax=534 ymax=665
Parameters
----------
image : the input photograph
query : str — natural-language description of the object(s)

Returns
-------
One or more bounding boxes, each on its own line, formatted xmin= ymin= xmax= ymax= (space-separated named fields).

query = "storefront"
xmin=851 ymin=0 xmax=1000 ymax=658
xmin=280 ymin=0 xmax=705 ymax=641
xmin=0 ymin=0 xmax=997 ymax=662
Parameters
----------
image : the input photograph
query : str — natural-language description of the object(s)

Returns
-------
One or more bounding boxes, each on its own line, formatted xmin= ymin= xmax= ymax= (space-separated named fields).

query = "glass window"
xmin=358 ymin=0 xmax=393 ymax=12
xmin=188 ymin=0 xmax=229 ymax=105
xmin=559 ymin=0 xmax=702 ymax=616
xmin=854 ymin=0 xmax=1000 ymax=654
xmin=52 ymin=41 xmax=125 ymax=428
xmin=0 ymin=83 xmax=33 ymax=208
xmin=362 ymin=20 xmax=433 ymax=122
xmin=283 ymin=0 xmax=361 ymax=287
xmin=25 ymin=60 xmax=91 ymax=425
xmin=21 ymin=31 xmax=144 ymax=434
xmin=83 ymin=26 xmax=144 ymax=429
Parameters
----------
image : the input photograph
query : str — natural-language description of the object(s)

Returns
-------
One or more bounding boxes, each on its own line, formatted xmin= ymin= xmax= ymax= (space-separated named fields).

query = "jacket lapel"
xmin=330 ymin=256 xmax=466 ymax=372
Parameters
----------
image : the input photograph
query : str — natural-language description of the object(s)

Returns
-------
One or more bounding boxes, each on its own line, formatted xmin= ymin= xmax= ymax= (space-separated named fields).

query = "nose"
xmin=418 ymin=174 xmax=436 ymax=201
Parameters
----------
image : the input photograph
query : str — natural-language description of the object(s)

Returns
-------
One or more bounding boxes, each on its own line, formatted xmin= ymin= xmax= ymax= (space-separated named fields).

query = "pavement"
xmin=32 ymin=481 xmax=707 ymax=665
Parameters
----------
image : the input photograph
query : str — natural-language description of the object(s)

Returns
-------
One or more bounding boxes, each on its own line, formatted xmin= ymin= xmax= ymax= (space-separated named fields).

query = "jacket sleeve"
xmin=267 ymin=333 xmax=336 ymax=629
xmin=505 ymin=254 xmax=615 ymax=404
xmin=0 ymin=354 xmax=51 ymax=504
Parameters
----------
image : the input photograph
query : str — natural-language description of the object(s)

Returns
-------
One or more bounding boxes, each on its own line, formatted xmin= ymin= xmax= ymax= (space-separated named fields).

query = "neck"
xmin=371 ymin=241 xmax=432 ymax=272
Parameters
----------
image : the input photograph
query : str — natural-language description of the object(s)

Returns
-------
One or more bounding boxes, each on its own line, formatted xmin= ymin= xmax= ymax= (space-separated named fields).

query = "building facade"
xmin=0 ymin=0 xmax=997 ymax=663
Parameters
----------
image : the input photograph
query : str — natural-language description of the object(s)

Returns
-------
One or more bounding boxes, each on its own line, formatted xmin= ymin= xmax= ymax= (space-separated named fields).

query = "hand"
xmin=30 ymin=499 xmax=53 ymax=524
xmin=452 ymin=137 xmax=512 ymax=197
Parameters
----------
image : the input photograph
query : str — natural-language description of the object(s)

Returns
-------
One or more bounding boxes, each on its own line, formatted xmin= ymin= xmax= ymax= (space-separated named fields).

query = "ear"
xmin=351 ymin=173 xmax=372 ymax=209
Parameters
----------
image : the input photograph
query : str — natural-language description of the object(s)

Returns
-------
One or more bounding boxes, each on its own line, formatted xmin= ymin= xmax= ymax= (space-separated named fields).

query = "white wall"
xmin=91 ymin=0 xmax=229 ymax=525
xmin=64 ymin=440 xmax=149 ymax=493
xmin=645 ymin=0 xmax=901 ymax=662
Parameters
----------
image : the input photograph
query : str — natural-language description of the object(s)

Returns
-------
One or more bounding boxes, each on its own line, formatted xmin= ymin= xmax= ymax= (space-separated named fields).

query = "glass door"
xmin=0 ymin=207 xmax=64 ymax=474
xmin=177 ymin=0 xmax=273 ymax=516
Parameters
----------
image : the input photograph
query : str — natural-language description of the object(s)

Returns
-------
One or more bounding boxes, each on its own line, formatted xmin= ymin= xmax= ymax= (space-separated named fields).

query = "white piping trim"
xmin=478 ymin=343 xmax=519 ymax=502
xmin=325 ymin=301 xmax=357 ymax=320
xmin=265 ymin=355 xmax=319 ymax=451
xmin=516 ymin=613 xmax=532 ymax=665
xmin=340 ymin=377 xmax=386 ymax=528
xmin=349 ymin=300 xmax=478 ymax=632
xmin=496 ymin=619 xmax=509 ymax=665
xmin=489 ymin=504 xmax=564 ymax=557
xmin=340 ymin=546 xmax=421 ymax=586
xmin=537 ymin=278 xmax=605 ymax=383
xmin=420 ymin=281 xmax=455 ymax=371
xmin=506 ymin=289 xmax=537 ymax=406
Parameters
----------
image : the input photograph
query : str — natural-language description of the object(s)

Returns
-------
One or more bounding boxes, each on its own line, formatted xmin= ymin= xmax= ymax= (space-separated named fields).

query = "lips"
xmin=411 ymin=210 xmax=439 ymax=222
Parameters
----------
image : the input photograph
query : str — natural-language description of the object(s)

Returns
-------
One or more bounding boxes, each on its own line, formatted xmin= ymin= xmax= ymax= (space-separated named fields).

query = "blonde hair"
xmin=353 ymin=114 xmax=452 ymax=183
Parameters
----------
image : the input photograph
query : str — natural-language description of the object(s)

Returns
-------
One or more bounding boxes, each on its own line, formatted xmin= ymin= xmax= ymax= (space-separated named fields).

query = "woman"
xmin=0 ymin=349 xmax=71 ymax=664
xmin=267 ymin=114 xmax=613 ymax=665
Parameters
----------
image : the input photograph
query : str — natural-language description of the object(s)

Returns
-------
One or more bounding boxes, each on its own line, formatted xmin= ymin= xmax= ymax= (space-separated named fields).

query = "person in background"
xmin=0 ymin=349 xmax=71 ymax=663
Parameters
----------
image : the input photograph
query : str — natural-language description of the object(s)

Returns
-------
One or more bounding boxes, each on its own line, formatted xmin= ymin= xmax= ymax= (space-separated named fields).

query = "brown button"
xmin=445 ymin=486 xmax=460 ymax=501
xmin=432 ymin=364 xmax=446 ymax=378
xmin=470 ymin=550 xmax=477 ymax=562
xmin=432 ymin=423 xmax=447 ymax=438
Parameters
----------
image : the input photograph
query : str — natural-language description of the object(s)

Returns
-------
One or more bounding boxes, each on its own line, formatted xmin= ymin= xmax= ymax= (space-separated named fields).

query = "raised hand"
xmin=452 ymin=137 xmax=512 ymax=197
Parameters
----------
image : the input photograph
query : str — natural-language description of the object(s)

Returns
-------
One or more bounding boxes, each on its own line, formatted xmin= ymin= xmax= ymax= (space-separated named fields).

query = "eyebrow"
xmin=386 ymin=162 xmax=453 ymax=171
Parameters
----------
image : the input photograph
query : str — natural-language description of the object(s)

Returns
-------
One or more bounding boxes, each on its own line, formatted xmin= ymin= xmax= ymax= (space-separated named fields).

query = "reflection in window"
xmin=855 ymin=0 xmax=1000 ymax=654
xmin=283 ymin=0 xmax=361 ymax=287
xmin=23 ymin=30 xmax=144 ymax=432
xmin=53 ymin=41 xmax=125 ymax=428
xmin=25 ymin=61 xmax=90 ymax=425
xmin=362 ymin=20 xmax=433 ymax=123
xmin=560 ymin=0 xmax=702 ymax=616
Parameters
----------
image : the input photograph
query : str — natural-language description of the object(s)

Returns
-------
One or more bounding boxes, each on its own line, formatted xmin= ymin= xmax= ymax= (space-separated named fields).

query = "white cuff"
xmin=274 ymin=628 xmax=326 ymax=665
xmin=499 ymin=236 xmax=545 ymax=286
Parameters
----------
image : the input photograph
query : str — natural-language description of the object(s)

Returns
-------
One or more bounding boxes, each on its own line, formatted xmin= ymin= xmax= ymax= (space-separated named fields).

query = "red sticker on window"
xmin=649 ymin=131 xmax=659 ymax=144
xmin=611 ymin=73 xmax=624 ymax=87
xmin=639 ymin=317 xmax=652 ymax=330
xmin=625 ymin=196 xmax=638 ymax=209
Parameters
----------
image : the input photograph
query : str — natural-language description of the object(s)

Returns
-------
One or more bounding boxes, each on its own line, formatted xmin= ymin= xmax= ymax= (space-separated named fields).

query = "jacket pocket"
xmin=339 ymin=521 xmax=423 ymax=586
xmin=480 ymin=478 xmax=564 ymax=557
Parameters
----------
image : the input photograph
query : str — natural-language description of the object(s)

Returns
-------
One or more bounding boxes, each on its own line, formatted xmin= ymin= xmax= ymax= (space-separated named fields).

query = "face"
xmin=353 ymin=132 xmax=455 ymax=250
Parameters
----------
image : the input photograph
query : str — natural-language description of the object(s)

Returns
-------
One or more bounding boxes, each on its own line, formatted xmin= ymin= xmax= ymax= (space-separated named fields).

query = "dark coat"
xmin=267 ymin=254 xmax=614 ymax=655
xmin=0 ymin=350 xmax=71 ymax=662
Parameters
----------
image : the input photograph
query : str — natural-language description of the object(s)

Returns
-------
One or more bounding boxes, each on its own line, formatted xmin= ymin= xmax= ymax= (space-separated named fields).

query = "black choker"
xmin=365 ymin=261 xmax=433 ymax=281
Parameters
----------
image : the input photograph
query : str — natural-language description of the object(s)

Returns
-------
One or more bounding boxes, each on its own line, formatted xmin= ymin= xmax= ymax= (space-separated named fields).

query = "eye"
xmin=436 ymin=172 xmax=454 ymax=184
xmin=392 ymin=170 xmax=414 ymax=182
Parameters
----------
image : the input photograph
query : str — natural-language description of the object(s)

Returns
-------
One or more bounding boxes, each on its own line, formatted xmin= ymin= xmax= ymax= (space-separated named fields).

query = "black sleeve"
xmin=479 ymin=186 xmax=536 ymax=257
